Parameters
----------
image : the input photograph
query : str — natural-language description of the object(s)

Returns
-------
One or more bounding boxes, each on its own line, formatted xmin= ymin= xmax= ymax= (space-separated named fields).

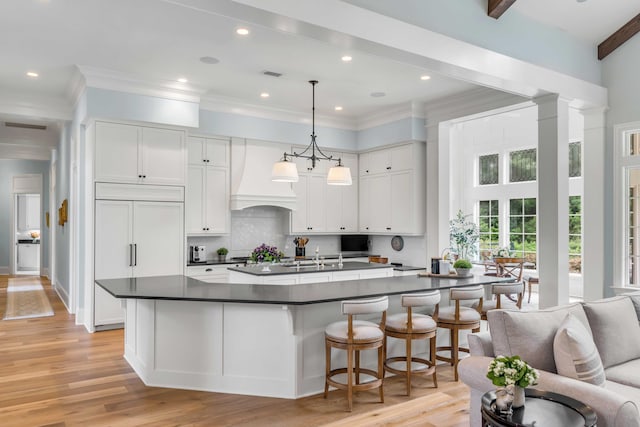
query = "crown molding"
xmin=355 ymin=101 xmax=425 ymax=131
xmin=200 ymin=94 xmax=358 ymax=130
xmin=67 ymin=66 xmax=87 ymax=110
xmin=0 ymin=91 xmax=73 ymax=122
xmin=77 ymin=66 xmax=206 ymax=104
xmin=424 ymin=87 xmax=528 ymax=127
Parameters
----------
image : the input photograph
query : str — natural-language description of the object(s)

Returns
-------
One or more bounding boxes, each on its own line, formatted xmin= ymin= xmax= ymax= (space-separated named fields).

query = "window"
xmin=630 ymin=133 xmax=640 ymax=156
xmin=569 ymin=196 xmax=582 ymax=273
xmin=509 ymin=198 xmax=537 ymax=264
xmin=509 ymin=149 xmax=537 ymax=182
xmin=478 ymin=200 xmax=499 ymax=259
xmin=628 ymin=168 xmax=640 ymax=285
xmin=479 ymin=154 xmax=499 ymax=185
xmin=569 ymin=142 xmax=582 ymax=178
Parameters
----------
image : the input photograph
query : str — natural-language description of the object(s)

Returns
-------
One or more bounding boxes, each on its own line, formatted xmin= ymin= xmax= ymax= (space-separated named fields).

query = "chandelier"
xmin=272 ymin=80 xmax=352 ymax=185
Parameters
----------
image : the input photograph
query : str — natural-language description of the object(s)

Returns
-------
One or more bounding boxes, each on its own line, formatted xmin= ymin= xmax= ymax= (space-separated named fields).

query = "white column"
xmin=535 ymin=94 xmax=570 ymax=308
xmin=582 ymin=108 xmax=607 ymax=301
xmin=437 ymin=122 xmax=452 ymax=259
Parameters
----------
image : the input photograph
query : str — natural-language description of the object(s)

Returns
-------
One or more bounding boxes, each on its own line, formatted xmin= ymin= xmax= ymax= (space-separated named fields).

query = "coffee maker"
xmin=189 ymin=245 xmax=206 ymax=263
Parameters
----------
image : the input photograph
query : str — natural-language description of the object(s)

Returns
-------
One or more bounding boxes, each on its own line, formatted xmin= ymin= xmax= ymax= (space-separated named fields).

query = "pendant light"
xmin=271 ymin=80 xmax=352 ymax=185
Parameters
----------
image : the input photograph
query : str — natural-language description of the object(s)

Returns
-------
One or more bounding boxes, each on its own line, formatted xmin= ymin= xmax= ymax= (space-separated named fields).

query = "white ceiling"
xmin=512 ymin=0 xmax=640 ymax=44
xmin=0 ymin=0 xmax=637 ymax=133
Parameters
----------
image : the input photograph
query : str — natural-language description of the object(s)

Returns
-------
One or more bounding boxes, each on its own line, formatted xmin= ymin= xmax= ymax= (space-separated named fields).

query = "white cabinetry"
xmin=186 ymin=264 xmax=235 ymax=283
xmin=94 ymin=122 xmax=186 ymax=186
xmin=359 ymin=142 xmax=425 ymax=235
xmin=17 ymin=244 xmax=39 ymax=270
xmin=290 ymin=151 xmax=358 ymax=234
xmin=94 ymin=185 xmax=184 ymax=329
xmin=17 ymin=194 xmax=40 ymax=231
xmin=186 ymin=137 xmax=229 ymax=235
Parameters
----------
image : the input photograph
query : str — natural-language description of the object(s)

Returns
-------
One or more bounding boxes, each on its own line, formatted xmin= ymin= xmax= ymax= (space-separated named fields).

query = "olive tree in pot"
xmin=449 ymin=210 xmax=479 ymax=275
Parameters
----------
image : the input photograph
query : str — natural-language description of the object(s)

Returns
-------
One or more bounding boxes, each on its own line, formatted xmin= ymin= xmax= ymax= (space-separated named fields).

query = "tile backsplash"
xmin=187 ymin=206 xmax=339 ymax=260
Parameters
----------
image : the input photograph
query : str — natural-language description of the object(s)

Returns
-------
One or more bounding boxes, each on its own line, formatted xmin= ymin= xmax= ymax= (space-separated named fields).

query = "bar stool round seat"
xmin=324 ymin=296 xmax=388 ymax=412
xmin=436 ymin=286 xmax=483 ymax=381
xmin=384 ymin=290 xmax=440 ymax=396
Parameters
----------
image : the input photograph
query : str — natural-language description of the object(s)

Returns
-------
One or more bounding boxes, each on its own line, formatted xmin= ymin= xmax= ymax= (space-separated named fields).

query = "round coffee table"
xmin=481 ymin=388 xmax=597 ymax=427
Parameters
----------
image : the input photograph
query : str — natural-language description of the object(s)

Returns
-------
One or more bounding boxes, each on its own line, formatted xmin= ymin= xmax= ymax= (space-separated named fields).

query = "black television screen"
xmin=340 ymin=235 xmax=369 ymax=252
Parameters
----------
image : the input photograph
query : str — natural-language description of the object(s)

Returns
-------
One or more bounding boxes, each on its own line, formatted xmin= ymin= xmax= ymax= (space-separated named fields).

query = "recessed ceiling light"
xmin=420 ymin=75 xmax=431 ymax=81
xmin=177 ymin=78 xmax=188 ymax=83
xmin=200 ymin=56 xmax=220 ymax=64
xmin=341 ymin=55 xmax=352 ymax=62
xmin=26 ymin=71 xmax=39 ymax=78
xmin=334 ymin=106 xmax=343 ymax=111
xmin=576 ymin=0 xmax=587 ymax=3
xmin=370 ymin=92 xmax=386 ymax=98
xmin=236 ymin=28 xmax=250 ymax=36
xmin=260 ymin=92 xmax=270 ymax=98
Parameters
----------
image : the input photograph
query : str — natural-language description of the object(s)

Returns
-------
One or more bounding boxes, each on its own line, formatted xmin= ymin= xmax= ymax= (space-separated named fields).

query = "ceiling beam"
xmin=598 ymin=13 xmax=640 ymax=60
xmin=488 ymin=0 xmax=517 ymax=19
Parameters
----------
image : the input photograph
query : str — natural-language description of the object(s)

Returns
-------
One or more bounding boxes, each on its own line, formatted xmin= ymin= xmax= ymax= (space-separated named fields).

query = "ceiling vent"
xmin=263 ymin=70 xmax=282 ymax=78
xmin=5 ymin=122 xmax=47 ymax=130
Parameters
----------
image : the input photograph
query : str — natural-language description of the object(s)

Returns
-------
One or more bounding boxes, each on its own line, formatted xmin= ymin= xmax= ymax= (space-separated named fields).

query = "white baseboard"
xmin=53 ymin=281 xmax=72 ymax=313
xmin=0 ymin=266 xmax=8 ymax=275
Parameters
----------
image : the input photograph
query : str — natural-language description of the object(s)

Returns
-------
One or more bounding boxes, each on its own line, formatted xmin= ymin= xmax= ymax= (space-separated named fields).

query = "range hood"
xmin=230 ymin=138 xmax=297 ymax=210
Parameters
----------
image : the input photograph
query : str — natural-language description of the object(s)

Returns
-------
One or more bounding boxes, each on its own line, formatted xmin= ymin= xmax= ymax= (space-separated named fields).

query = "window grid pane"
xmin=509 ymin=149 xmax=537 ymax=182
xmin=569 ymin=195 xmax=582 ymax=273
xmin=479 ymin=154 xmax=499 ymax=185
xmin=509 ymin=197 xmax=537 ymax=264
xmin=478 ymin=200 xmax=499 ymax=260
xmin=569 ymin=142 xmax=582 ymax=177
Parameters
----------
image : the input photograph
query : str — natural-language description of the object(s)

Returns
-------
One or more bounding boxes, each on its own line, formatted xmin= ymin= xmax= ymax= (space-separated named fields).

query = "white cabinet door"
xmin=187 ymin=137 xmax=207 ymax=165
xmin=390 ymin=144 xmax=413 ymax=171
xmin=186 ymin=166 xmax=206 ymax=233
xmin=17 ymin=244 xmax=39 ymax=269
xmin=133 ymin=201 xmax=184 ymax=277
xmin=359 ymin=176 xmax=372 ymax=232
xmin=290 ymin=174 xmax=309 ymax=233
xmin=306 ymin=174 xmax=326 ymax=232
xmin=206 ymin=138 xmax=228 ymax=168
xmin=205 ymin=168 xmax=228 ymax=233
xmin=324 ymin=183 xmax=342 ymax=232
xmin=390 ymin=171 xmax=413 ymax=233
xmin=340 ymin=153 xmax=359 ymax=232
xmin=141 ymin=127 xmax=186 ymax=186
xmin=369 ymin=174 xmax=391 ymax=232
xmin=94 ymin=200 xmax=134 ymax=327
xmin=368 ymin=149 xmax=390 ymax=174
xmin=95 ymin=122 xmax=140 ymax=183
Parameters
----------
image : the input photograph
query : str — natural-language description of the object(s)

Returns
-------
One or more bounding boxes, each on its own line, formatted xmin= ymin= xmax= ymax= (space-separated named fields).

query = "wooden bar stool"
xmin=476 ymin=282 xmax=524 ymax=321
xmin=436 ymin=286 xmax=483 ymax=381
xmin=324 ymin=296 xmax=388 ymax=411
xmin=384 ymin=290 xmax=440 ymax=396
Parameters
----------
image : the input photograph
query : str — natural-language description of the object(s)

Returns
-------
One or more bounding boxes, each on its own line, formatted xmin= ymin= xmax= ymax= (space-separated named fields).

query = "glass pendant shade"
xmin=272 ymin=160 xmax=299 ymax=182
xmin=327 ymin=165 xmax=352 ymax=185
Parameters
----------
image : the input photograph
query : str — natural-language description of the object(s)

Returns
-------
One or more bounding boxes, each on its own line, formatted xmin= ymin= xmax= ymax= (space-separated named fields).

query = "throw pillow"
xmin=553 ymin=313 xmax=606 ymax=387
xmin=583 ymin=296 xmax=640 ymax=369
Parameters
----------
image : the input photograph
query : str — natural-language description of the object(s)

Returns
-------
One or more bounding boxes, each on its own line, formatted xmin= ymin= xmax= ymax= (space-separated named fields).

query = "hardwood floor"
xmin=0 ymin=276 xmax=471 ymax=427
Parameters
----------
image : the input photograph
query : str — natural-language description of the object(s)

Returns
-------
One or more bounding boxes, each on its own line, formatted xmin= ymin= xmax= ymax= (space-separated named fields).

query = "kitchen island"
xmin=96 ymin=273 xmax=511 ymax=398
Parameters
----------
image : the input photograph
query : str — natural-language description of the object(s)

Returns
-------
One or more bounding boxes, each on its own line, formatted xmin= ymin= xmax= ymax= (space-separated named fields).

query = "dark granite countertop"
xmin=392 ymin=265 xmax=426 ymax=271
xmin=95 ymin=274 xmax=513 ymax=306
xmin=18 ymin=239 xmax=40 ymax=244
xmin=227 ymin=261 xmax=391 ymax=276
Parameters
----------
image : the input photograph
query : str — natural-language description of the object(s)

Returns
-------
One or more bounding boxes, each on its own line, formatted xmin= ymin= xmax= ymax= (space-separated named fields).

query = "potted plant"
xmin=216 ymin=247 xmax=228 ymax=262
xmin=250 ymin=244 xmax=284 ymax=263
xmin=487 ymin=355 xmax=539 ymax=410
xmin=449 ymin=210 xmax=479 ymax=263
xmin=453 ymin=259 xmax=472 ymax=277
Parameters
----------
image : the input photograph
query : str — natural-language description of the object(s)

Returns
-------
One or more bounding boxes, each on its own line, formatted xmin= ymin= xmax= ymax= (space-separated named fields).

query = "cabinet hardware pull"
xmin=134 ymin=243 xmax=137 ymax=266
xmin=143 ymin=175 xmax=147 ymax=178
xmin=206 ymin=268 xmax=212 ymax=272
xmin=386 ymin=166 xmax=391 ymax=170
xmin=129 ymin=243 xmax=133 ymax=266
xmin=366 ymin=170 xmax=369 ymax=173
xmin=138 ymin=175 xmax=142 ymax=178
xmin=386 ymin=227 xmax=391 ymax=230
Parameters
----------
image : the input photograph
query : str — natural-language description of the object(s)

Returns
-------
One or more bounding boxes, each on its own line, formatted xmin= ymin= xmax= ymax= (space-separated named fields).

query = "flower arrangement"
xmin=449 ymin=210 xmax=479 ymax=260
xmin=492 ymin=246 xmax=511 ymax=258
xmin=487 ymin=355 xmax=539 ymax=388
xmin=250 ymin=243 xmax=284 ymax=263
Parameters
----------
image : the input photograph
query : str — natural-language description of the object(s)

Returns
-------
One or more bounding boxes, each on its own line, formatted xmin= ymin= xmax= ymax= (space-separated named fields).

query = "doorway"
xmin=14 ymin=193 xmax=41 ymax=276
xmin=10 ymin=174 xmax=43 ymax=277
